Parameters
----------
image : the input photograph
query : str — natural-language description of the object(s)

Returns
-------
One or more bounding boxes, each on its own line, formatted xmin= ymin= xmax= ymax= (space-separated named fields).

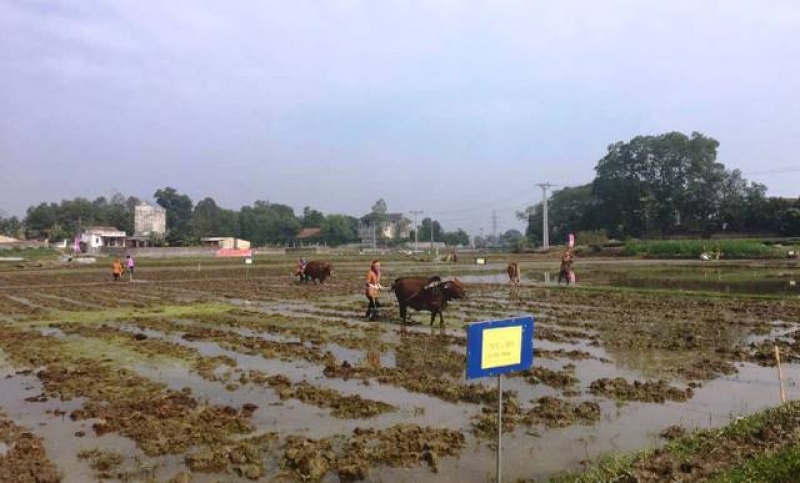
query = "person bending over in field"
xmin=111 ymin=258 xmax=125 ymax=281
xmin=296 ymin=257 xmax=308 ymax=282
xmin=558 ymin=249 xmax=574 ymax=285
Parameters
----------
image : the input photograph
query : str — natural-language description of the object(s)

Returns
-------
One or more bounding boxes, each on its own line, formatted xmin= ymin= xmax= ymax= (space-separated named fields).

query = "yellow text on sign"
xmin=481 ymin=326 xmax=522 ymax=369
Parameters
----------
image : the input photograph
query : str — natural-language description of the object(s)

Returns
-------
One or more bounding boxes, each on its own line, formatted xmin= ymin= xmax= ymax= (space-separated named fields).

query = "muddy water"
xmin=459 ymin=264 xmax=800 ymax=295
xmin=3 ymin=260 xmax=800 ymax=481
xmin=0 ymin=367 xmax=126 ymax=483
xmin=124 ymin=319 xmax=800 ymax=481
xmin=366 ymin=361 xmax=800 ymax=482
xmin=121 ymin=327 xmax=475 ymax=436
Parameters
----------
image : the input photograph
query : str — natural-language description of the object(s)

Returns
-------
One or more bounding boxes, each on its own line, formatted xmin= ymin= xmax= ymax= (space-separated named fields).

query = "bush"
xmin=574 ymin=230 xmax=608 ymax=246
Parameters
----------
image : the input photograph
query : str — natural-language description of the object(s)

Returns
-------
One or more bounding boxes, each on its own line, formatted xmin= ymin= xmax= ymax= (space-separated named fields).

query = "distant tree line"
xmin=519 ymin=132 xmax=800 ymax=243
xmin=1 ymin=190 xmax=472 ymax=247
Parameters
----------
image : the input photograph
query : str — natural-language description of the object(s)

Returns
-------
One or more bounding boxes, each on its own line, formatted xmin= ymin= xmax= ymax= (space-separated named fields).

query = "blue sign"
xmin=465 ymin=315 xmax=534 ymax=379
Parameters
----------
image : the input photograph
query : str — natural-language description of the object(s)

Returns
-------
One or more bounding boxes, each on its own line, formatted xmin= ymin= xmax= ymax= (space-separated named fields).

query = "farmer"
xmin=558 ymin=249 xmax=574 ymax=285
xmin=364 ymin=259 xmax=383 ymax=321
xmin=297 ymin=257 xmax=308 ymax=282
xmin=125 ymin=255 xmax=136 ymax=279
xmin=111 ymin=258 xmax=125 ymax=281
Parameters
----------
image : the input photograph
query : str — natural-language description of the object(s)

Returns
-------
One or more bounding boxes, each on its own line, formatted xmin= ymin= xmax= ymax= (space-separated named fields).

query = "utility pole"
xmin=372 ymin=222 xmax=377 ymax=252
xmin=410 ymin=210 xmax=424 ymax=252
xmin=492 ymin=210 xmax=497 ymax=246
xmin=430 ymin=219 xmax=435 ymax=251
xmin=536 ymin=182 xmax=557 ymax=249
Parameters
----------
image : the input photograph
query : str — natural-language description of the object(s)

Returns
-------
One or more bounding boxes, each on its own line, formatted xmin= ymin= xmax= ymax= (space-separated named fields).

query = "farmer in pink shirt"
xmin=125 ymin=255 xmax=136 ymax=280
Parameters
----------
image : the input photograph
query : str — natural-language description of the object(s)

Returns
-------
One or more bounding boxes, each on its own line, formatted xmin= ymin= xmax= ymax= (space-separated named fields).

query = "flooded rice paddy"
xmin=0 ymin=256 xmax=798 ymax=481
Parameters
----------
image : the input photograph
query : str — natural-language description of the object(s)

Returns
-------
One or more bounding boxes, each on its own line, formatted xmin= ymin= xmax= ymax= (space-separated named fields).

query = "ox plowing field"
xmin=0 ymin=255 xmax=799 ymax=482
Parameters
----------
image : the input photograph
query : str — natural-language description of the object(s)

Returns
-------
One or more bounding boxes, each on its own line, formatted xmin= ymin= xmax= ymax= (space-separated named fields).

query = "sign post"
xmin=466 ymin=315 xmax=535 ymax=483
xmin=245 ymin=257 xmax=253 ymax=280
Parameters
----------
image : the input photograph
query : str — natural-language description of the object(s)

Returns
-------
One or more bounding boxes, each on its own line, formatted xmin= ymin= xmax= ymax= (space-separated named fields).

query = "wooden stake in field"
xmin=775 ymin=345 xmax=786 ymax=404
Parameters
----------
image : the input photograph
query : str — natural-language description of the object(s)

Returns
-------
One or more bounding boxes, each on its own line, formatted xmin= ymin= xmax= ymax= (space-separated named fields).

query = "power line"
xmin=744 ymin=167 xmax=800 ymax=176
xmin=425 ymin=187 xmax=532 ymax=215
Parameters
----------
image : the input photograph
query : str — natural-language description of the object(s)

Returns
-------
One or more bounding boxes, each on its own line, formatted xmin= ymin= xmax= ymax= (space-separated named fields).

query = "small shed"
xmin=200 ymin=237 xmax=251 ymax=250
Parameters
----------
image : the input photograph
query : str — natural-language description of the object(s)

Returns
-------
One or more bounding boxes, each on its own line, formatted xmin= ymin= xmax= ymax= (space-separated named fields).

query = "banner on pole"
xmin=466 ymin=315 xmax=534 ymax=379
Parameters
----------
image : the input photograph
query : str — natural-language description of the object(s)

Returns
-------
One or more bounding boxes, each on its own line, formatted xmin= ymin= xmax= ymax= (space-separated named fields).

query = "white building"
xmin=134 ymin=202 xmax=166 ymax=237
xmin=359 ymin=213 xmax=411 ymax=243
xmin=80 ymin=226 xmax=127 ymax=253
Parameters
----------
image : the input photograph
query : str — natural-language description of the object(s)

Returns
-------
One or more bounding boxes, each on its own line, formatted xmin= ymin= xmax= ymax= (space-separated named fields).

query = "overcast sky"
xmin=1 ymin=1 xmax=799 ymax=236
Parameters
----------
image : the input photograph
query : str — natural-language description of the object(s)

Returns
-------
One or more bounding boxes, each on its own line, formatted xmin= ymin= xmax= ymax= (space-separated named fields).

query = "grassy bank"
xmin=553 ymin=401 xmax=800 ymax=482
xmin=624 ymin=239 xmax=783 ymax=259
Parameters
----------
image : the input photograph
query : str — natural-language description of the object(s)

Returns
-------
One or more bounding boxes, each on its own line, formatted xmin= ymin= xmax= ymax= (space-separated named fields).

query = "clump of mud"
xmin=589 ymin=377 xmax=693 ymax=403
xmin=184 ymin=433 xmax=277 ymax=479
xmin=246 ymin=370 xmax=395 ymax=418
xmin=282 ymin=381 xmax=396 ymax=418
xmin=182 ymin=326 xmax=337 ymax=366
xmin=281 ymin=436 xmax=335 ymax=481
xmin=470 ymin=398 xmax=521 ymax=439
xmin=324 ymin=362 xmax=507 ymax=405
xmin=534 ymin=347 xmax=607 ymax=362
xmin=675 ymin=357 xmax=737 ymax=380
xmin=280 ymin=424 xmax=466 ymax=481
xmin=77 ymin=448 xmax=124 ymax=479
xmin=0 ymin=412 xmax=62 ymax=483
xmin=395 ymin=332 xmax=465 ymax=377
xmin=522 ymin=396 xmax=601 ymax=428
xmin=68 ymin=388 xmax=254 ymax=456
xmin=517 ymin=366 xmax=578 ymax=390
xmin=659 ymin=425 xmax=687 ymax=440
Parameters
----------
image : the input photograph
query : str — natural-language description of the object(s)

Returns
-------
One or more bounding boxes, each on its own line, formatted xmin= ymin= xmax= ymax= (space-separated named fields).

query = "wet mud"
xmin=0 ymin=258 xmax=799 ymax=480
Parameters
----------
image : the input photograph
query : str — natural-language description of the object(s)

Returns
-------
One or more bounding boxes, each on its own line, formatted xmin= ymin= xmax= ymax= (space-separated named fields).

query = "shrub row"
xmin=623 ymin=239 xmax=779 ymax=259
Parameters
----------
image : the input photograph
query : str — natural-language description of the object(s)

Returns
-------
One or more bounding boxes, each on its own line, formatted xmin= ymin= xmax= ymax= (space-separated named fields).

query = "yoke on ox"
xmin=390 ymin=276 xmax=466 ymax=327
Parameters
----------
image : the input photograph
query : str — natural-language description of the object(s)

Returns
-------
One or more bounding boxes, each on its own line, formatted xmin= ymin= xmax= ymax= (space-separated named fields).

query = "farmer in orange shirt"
xmin=364 ymin=259 xmax=383 ymax=321
xmin=111 ymin=258 xmax=125 ymax=281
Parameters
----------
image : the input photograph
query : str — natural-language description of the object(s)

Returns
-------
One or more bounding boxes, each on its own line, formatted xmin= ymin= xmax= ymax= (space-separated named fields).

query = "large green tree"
xmin=592 ymin=132 xmax=765 ymax=238
xmin=441 ymin=228 xmax=470 ymax=247
xmin=0 ymin=215 xmax=23 ymax=238
xmin=154 ymin=187 xmax=194 ymax=245
xmin=190 ymin=197 xmax=223 ymax=238
xmin=238 ymin=201 xmax=300 ymax=246
xmin=417 ymin=217 xmax=443 ymax=243
xmin=321 ymin=214 xmax=359 ymax=246
xmin=302 ymin=206 xmax=325 ymax=228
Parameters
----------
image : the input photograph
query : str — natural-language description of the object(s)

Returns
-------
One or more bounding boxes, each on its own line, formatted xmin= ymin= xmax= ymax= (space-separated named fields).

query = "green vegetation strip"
xmin=709 ymin=445 xmax=800 ymax=483
xmin=625 ymin=239 xmax=779 ymax=259
xmin=554 ymin=401 xmax=800 ymax=482
xmin=23 ymin=302 xmax=234 ymax=326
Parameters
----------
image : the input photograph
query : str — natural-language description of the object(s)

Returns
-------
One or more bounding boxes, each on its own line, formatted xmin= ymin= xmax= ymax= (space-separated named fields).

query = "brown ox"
xmin=296 ymin=261 xmax=332 ymax=284
xmin=390 ymin=276 xmax=466 ymax=327
xmin=507 ymin=262 xmax=520 ymax=286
